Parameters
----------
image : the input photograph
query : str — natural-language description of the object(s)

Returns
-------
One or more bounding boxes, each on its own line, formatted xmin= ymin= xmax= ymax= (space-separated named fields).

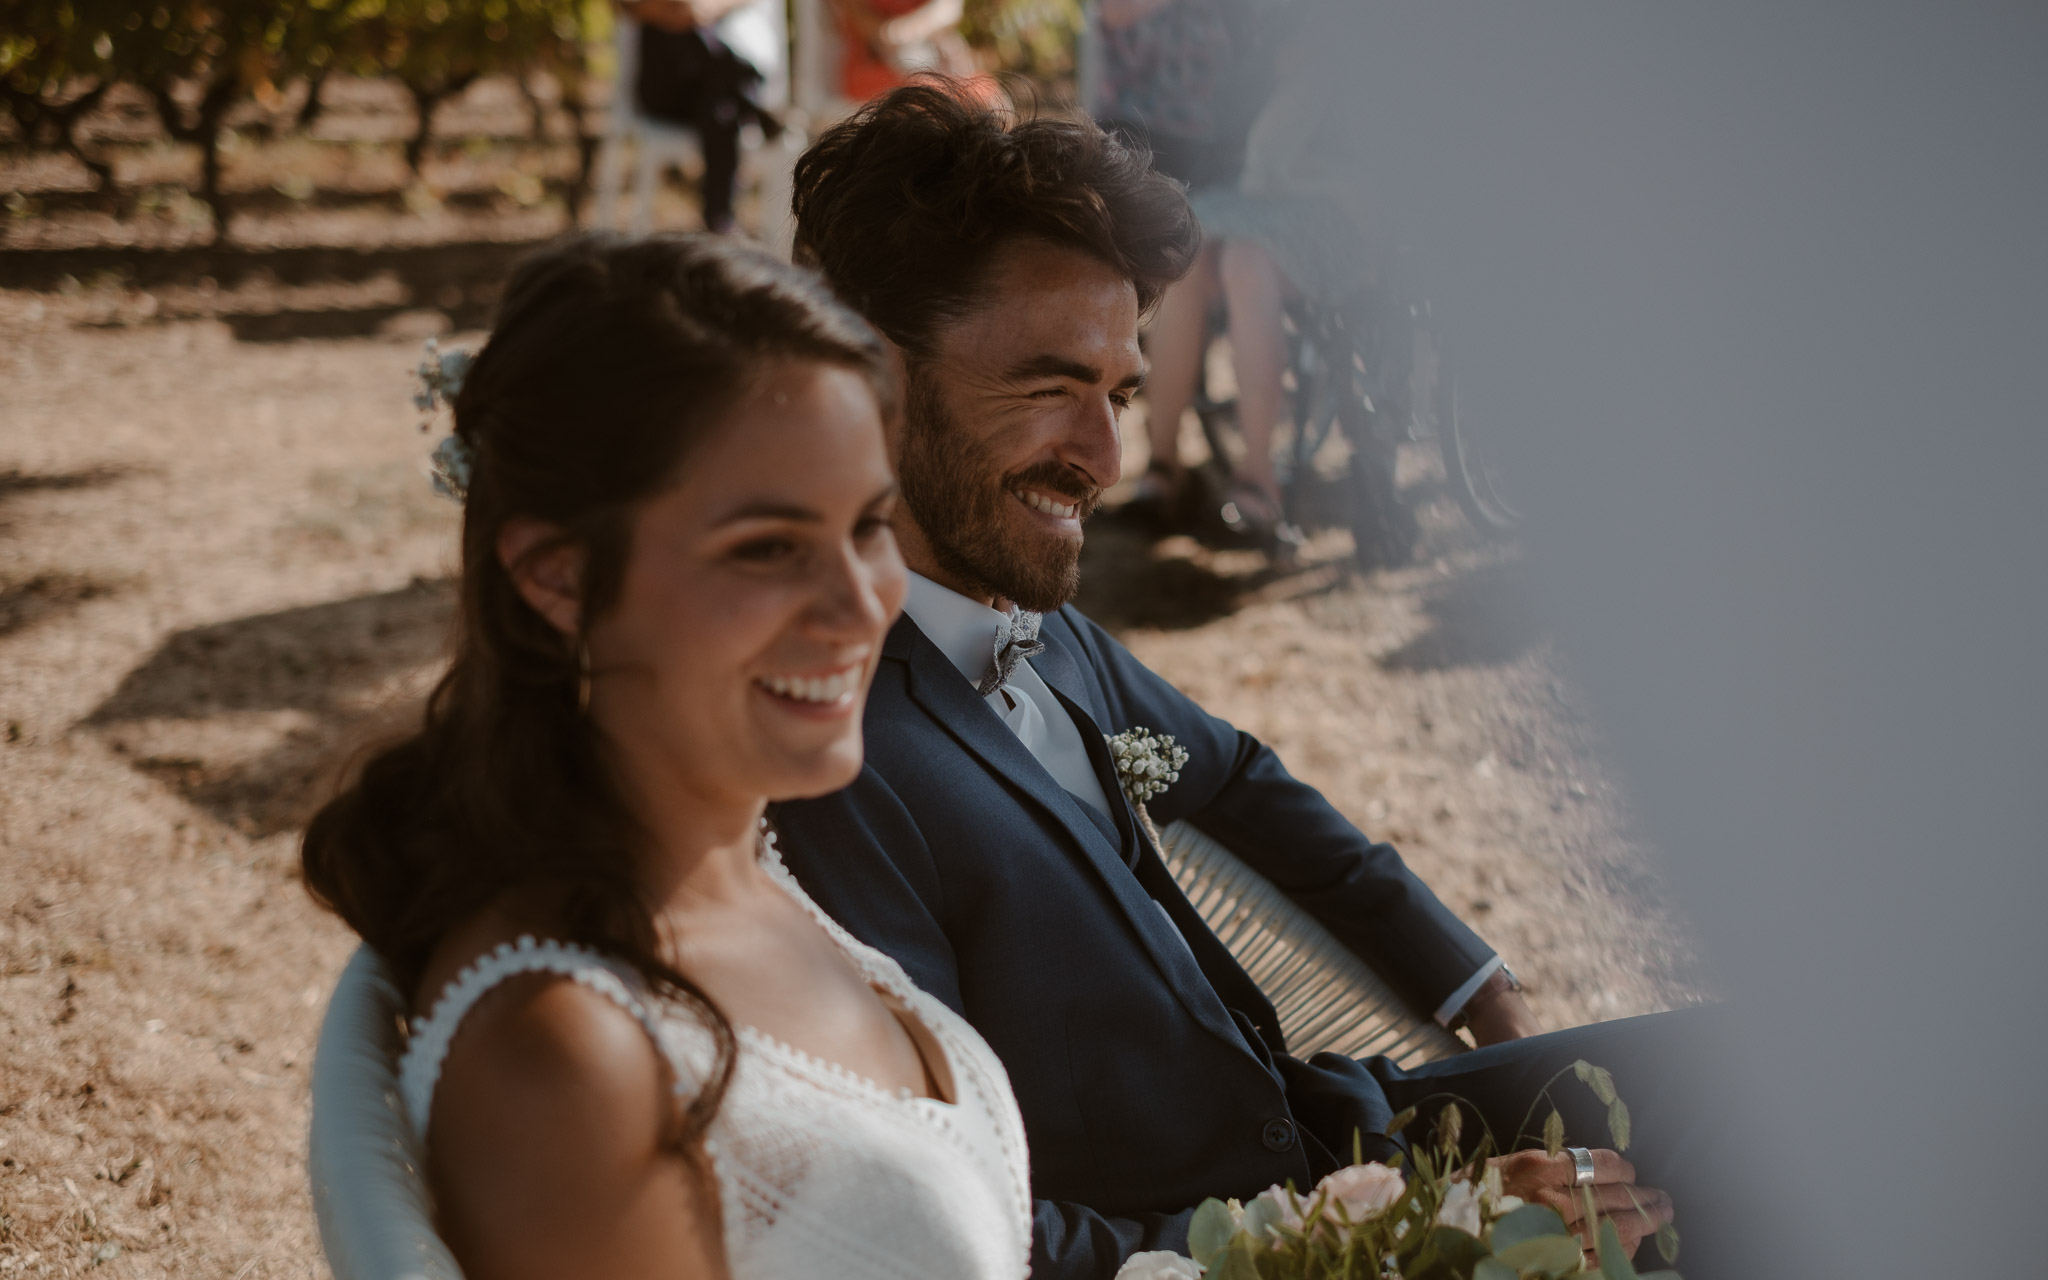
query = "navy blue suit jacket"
xmin=771 ymin=606 xmax=1494 ymax=1280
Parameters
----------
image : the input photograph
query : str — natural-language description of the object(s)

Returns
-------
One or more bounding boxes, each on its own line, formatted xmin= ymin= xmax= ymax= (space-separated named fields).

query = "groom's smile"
xmin=889 ymin=237 xmax=1144 ymax=611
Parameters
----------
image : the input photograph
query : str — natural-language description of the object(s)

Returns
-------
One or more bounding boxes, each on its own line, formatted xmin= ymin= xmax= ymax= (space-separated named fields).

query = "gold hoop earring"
xmin=576 ymin=640 xmax=592 ymax=715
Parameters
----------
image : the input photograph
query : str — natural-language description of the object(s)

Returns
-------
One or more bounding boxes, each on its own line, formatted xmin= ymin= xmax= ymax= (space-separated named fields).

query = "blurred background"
xmin=4 ymin=0 xmax=2044 ymax=1276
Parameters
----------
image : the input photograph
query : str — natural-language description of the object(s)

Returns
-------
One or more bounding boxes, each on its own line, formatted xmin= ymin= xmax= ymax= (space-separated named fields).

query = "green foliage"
xmin=1594 ymin=1218 xmax=1636 ymax=1280
xmin=959 ymin=0 xmax=1082 ymax=95
xmin=1190 ymin=1197 xmax=1241 ymax=1268
xmin=1 ymin=0 xmax=606 ymax=231
xmin=1653 ymin=1221 xmax=1679 ymax=1266
xmin=1488 ymin=1204 xmax=1570 ymax=1252
xmin=1161 ymin=1063 xmax=1681 ymax=1280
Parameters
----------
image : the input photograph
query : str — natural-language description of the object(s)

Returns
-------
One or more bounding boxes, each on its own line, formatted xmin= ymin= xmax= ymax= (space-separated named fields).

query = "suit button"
xmin=1261 ymin=1118 xmax=1296 ymax=1152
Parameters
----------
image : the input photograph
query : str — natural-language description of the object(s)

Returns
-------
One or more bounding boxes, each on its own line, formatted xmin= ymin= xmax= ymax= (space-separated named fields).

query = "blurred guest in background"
xmin=623 ymin=0 xmax=785 ymax=233
xmin=830 ymin=0 xmax=999 ymax=108
xmin=1094 ymin=0 xmax=1292 ymax=545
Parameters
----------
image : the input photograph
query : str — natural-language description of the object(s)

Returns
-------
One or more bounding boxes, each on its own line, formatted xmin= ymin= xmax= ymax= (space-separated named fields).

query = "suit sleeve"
xmin=1058 ymin=607 xmax=1498 ymax=1019
xmin=770 ymin=768 xmax=1207 ymax=1280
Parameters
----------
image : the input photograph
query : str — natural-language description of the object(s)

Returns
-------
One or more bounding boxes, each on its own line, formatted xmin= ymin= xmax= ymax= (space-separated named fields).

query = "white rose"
xmin=1317 ymin=1162 xmax=1407 ymax=1224
xmin=1435 ymin=1178 xmax=1482 ymax=1236
xmin=1114 ymin=1250 xmax=1205 ymax=1280
xmin=1252 ymin=1184 xmax=1305 ymax=1233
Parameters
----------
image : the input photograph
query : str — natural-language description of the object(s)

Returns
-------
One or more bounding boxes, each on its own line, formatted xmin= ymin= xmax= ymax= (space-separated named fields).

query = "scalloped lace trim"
xmin=396 ymin=935 xmax=661 ymax=1139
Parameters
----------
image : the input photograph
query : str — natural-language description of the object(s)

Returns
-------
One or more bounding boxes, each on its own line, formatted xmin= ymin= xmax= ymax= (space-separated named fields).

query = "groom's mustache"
xmin=1004 ymin=462 xmax=1102 ymax=519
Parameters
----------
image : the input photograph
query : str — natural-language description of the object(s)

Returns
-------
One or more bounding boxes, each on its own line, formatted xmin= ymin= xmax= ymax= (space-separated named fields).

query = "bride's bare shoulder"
xmin=421 ymin=936 xmax=722 ymax=1278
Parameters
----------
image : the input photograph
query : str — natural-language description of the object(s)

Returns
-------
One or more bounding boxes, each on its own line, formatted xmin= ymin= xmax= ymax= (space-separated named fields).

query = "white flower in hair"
xmin=428 ymin=433 xmax=474 ymax=502
xmin=412 ymin=337 xmax=478 ymax=502
xmin=413 ymin=336 xmax=475 ymax=415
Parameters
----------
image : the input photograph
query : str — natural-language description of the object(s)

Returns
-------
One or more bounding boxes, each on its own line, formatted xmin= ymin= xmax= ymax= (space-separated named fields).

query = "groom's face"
xmin=892 ymin=237 xmax=1143 ymax=612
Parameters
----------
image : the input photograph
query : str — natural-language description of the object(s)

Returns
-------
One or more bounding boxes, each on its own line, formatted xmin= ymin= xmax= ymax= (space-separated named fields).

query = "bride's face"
xmin=586 ymin=360 xmax=904 ymax=811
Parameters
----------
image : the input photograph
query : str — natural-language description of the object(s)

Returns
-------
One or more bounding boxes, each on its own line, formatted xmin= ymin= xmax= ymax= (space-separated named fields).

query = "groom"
xmin=771 ymin=85 xmax=1725 ymax=1280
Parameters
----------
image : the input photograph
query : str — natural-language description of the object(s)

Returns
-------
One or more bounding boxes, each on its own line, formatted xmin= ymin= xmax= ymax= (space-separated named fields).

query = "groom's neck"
xmin=892 ymin=511 xmax=998 ymax=609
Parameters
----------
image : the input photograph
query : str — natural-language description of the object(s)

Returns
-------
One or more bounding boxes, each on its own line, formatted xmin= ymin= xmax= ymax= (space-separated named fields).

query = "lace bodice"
xmin=396 ymin=838 xmax=1033 ymax=1279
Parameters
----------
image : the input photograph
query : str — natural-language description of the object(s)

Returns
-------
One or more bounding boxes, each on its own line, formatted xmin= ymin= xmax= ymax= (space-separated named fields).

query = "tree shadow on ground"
xmin=1376 ymin=556 xmax=1543 ymax=672
xmin=82 ymin=577 xmax=455 ymax=836
xmin=0 ymin=466 xmax=137 ymax=634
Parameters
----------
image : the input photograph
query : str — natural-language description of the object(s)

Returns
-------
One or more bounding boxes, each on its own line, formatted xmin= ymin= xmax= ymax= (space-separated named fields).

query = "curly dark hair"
xmin=300 ymin=233 xmax=893 ymax=1149
xmin=792 ymin=81 xmax=1202 ymax=357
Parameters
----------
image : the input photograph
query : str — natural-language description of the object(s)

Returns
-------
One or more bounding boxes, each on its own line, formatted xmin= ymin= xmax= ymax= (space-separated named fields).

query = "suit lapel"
xmin=1030 ymin=628 xmax=1141 ymax=863
xmin=888 ymin=616 xmax=1253 ymax=1061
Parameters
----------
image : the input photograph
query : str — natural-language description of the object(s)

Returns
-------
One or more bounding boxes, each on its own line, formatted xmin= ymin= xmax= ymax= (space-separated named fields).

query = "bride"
xmin=300 ymin=236 xmax=1031 ymax=1279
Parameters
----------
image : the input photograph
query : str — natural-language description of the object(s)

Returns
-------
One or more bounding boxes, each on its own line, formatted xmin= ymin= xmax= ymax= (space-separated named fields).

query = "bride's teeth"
xmin=759 ymin=666 xmax=860 ymax=703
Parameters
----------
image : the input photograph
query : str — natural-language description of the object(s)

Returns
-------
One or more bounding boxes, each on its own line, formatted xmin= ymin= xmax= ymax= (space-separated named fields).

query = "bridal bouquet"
xmin=1118 ymin=1063 xmax=1678 ymax=1280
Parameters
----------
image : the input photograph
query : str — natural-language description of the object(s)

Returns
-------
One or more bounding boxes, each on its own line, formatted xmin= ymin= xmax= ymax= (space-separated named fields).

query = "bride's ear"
xmin=497 ymin=517 xmax=584 ymax=637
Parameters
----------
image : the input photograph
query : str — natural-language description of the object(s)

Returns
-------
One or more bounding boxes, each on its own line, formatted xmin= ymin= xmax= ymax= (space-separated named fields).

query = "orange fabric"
xmin=833 ymin=0 xmax=1003 ymax=105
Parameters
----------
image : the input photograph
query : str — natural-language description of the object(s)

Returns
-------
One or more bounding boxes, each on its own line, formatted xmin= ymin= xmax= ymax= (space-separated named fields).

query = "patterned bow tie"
xmin=976 ymin=610 xmax=1045 ymax=697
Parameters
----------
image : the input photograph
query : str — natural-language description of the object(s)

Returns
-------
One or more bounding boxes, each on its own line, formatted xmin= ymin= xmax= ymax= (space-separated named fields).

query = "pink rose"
xmin=1316 ymin=1162 xmax=1407 ymax=1225
xmin=1253 ymin=1184 xmax=1306 ymax=1233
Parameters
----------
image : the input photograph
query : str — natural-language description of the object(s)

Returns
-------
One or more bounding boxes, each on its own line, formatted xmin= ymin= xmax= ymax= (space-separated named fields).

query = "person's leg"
xmin=1142 ymin=241 xmax=1221 ymax=486
xmin=699 ymin=113 xmax=741 ymax=235
xmin=1218 ymin=238 xmax=1288 ymax=513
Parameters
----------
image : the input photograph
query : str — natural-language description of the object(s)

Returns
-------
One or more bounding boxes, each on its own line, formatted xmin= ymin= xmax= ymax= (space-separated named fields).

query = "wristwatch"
xmin=1448 ymin=964 xmax=1522 ymax=1032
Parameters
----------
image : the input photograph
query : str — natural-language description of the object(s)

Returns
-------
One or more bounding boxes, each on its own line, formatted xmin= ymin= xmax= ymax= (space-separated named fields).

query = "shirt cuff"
xmin=1432 ymin=955 xmax=1505 ymax=1027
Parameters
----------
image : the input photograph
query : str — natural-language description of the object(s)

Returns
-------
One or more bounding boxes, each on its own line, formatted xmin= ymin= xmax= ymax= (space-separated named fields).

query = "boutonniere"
xmin=1104 ymin=727 xmax=1190 ymax=845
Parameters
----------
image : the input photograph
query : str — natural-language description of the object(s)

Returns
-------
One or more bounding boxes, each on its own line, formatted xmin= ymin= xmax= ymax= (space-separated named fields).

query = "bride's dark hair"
xmin=301 ymin=234 xmax=893 ymax=1147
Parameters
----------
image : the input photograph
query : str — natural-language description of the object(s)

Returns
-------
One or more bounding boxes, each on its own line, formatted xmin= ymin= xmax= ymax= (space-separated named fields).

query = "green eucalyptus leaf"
xmin=1402 ymin=1225 xmax=1490 ymax=1280
xmin=1573 ymin=1060 xmax=1619 ymax=1106
xmin=1635 ymin=1273 xmax=1684 ymax=1280
xmin=1543 ymin=1108 xmax=1565 ymax=1157
xmin=1597 ymin=1219 xmax=1638 ymax=1280
xmin=1488 ymin=1204 xmax=1571 ymax=1252
xmin=1187 ymin=1199 xmax=1239 ymax=1266
xmin=1474 ymin=1259 xmax=1520 ymax=1280
xmin=1207 ymin=1231 xmax=1266 ymax=1280
xmin=1606 ymin=1098 xmax=1632 ymax=1153
xmin=1493 ymin=1234 xmax=1583 ymax=1277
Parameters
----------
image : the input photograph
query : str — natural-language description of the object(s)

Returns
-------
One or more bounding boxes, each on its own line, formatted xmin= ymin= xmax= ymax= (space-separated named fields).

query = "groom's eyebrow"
xmin=1005 ymin=354 xmax=1147 ymax=392
xmin=1005 ymin=354 xmax=1103 ymax=384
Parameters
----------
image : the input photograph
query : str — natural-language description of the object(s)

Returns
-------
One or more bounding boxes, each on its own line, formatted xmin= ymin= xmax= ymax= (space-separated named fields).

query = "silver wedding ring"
xmin=1566 ymin=1146 xmax=1598 ymax=1187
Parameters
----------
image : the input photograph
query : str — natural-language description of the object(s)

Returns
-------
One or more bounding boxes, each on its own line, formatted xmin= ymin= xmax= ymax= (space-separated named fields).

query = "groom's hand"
xmin=1459 ymin=978 xmax=1541 ymax=1046
xmin=1489 ymin=1149 xmax=1673 ymax=1261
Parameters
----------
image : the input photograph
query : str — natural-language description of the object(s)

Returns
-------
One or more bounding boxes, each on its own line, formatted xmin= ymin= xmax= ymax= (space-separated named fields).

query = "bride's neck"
xmin=616 ymin=760 xmax=767 ymax=912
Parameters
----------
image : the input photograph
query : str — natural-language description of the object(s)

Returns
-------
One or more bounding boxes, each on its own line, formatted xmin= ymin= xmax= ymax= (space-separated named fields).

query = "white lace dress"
xmin=395 ymin=838 xmax=1034 ymax=1280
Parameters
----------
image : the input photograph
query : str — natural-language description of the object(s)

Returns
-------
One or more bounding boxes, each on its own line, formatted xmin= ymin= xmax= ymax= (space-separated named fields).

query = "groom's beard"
xmin=897 ymin=372 xmax=1100 ymax=613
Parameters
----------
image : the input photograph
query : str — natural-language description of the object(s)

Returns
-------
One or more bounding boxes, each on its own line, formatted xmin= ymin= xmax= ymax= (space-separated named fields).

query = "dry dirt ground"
xmin=0 ymin=248 xmax=1705 ymax=1276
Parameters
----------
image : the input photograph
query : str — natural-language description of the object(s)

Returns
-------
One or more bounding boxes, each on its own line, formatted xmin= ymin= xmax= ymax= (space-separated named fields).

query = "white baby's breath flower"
xmin=1104 ymin=727 xmax=1190 ymax=807
xmin=1113 ymin=1250 xmax=1204 ymax=1280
